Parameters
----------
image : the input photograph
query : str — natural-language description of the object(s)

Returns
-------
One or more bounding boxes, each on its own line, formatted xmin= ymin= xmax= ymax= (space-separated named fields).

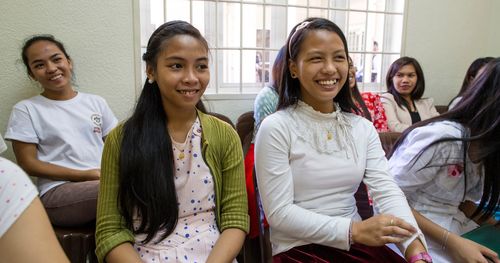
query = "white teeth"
xmin=318 ymin=79 xmax=337 ymax=85
xmin=50 ymin=75 xmax=62 ymax=81
xmin=179 ymin=90 xmax=198 ymax=95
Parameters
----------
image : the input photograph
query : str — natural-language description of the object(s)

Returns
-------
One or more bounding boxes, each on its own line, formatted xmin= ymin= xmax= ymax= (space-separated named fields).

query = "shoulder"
xmin=199 ymin=112 xmax=238 ymax=139
xmin=78 ymin=92 xmax=108 ymax=104
xmin=406 ymin=121 xmax=463 ymax=145
xmin=254 ymin=86 xmax=278 ymax=105
xmin=106 ymin=123 xmax=124 ymax=142
xmin=259 ymin=110 xmax=289 ymax=129
xmin=380 ymin=92 xmax=395 ymax=102
xmin=12 ymin=95 xmax=43 ymax=109
xmin=416 ymin=97 xmax=435 ymax=106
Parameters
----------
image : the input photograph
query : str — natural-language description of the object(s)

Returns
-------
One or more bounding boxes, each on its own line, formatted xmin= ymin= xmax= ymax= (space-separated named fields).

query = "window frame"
xmin=135 ymin=0 xmax=408 ymax=98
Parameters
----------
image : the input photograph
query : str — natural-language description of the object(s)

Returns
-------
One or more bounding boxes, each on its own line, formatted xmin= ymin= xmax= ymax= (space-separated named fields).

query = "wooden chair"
xmin=235 ymin=111 xmax=273 ymax=263
xmin=53 ymin=224 xmax=98 ymax=263
xmin=435 ymin=105 xmax=448 ymax=114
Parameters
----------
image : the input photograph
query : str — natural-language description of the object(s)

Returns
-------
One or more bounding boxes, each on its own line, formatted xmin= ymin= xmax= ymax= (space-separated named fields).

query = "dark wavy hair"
xmin=389 ymin=57 xmax=500 ymax=223
xmin=386 ymin=56 xmax=425 ymax=110
xmin=118 ymin=20 xmax=209 ymax=244
xmin=448 ymin=57 xmax=494 ymax=107
xmin=349 ymin=57 xmax=371 ymax=121
xmin=269 ymin=45 xmax=286 ymax=94
xmin=21 ymin=34 xmax=72 ymax=78
xmin=277 ymin=17 xmax=358 ymax=113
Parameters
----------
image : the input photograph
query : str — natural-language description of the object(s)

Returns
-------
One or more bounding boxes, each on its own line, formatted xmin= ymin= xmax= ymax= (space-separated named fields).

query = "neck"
xmin=165 ymin=107 xmax=198 ymax=143
xmin=41 ymin=87 xmax=77 ymax=100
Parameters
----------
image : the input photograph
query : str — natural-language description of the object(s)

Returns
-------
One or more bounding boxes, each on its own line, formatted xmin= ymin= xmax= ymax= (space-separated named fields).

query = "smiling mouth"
xmin=178 ymin=90 xmax=199 ymax=95
xmin=49 ymin=74 xmax=62 ymax=81
xmin=317 ymin=79 xmax=338 ymax=86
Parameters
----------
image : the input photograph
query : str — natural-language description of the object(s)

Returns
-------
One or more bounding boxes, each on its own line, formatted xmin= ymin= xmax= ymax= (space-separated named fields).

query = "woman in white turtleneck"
xmin=254 ymin=18 xmax=431 ymax=263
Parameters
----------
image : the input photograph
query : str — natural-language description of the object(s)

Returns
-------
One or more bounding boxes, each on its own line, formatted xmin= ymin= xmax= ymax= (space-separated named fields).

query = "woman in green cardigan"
xmin=95 ymin=21 xmax=249 ymax=263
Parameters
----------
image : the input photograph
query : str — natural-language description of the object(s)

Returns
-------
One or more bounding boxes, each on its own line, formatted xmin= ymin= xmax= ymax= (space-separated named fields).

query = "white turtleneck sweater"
xmin=255 ymin=101 xmax=425 ymax=255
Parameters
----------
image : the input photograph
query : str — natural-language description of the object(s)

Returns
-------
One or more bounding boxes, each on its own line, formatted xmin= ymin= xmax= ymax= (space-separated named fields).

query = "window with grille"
xmin=139 ymin=0 xmax=406 ymax=95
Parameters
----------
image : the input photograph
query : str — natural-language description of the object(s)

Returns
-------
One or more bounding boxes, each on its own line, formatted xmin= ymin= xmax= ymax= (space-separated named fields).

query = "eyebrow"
xmin=30 ymin=53 xmax=63 ymax=65
xmin=305 ymin=49 xmax=345 ymax=56
xmin=164 ymin=56 xmax=208 ymax=62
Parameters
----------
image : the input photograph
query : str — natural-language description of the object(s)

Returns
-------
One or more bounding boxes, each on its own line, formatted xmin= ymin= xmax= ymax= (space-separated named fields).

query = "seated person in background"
xmin=388 ymin=58 xmax=500 ymax=263
xmin=0 ymin=135 xmax=6 ymax=154
xmin=4 ymin=34 xmax=118 ymax=227
xmin=253 ymin=46 xmax=286 ymax=137
xmin=381 ymin=57 xmax=439 ymax=132
xmin=95 ymin=21 xmax=248 ymax=263
xmin=255 ymin=17 xmax=430 ymax=263
xmin=348 ymin=57 xmax=389 ymax=132
xmin=448 ymin=57 xmax=494 ymax=110
xmin=245 ymin=46 xmax=286 ymax=238
xmin=0 ymin=157 xmax=69 ymax=263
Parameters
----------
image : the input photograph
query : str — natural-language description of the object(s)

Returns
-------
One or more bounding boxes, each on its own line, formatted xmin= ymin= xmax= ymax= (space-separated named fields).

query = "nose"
xmin=46 ymin=61 xmax=57 ymax=73
xmin=322 ymin=59 xmax=338 ymax=75
xmin=183 ymin=68 xmax=199 ymax=85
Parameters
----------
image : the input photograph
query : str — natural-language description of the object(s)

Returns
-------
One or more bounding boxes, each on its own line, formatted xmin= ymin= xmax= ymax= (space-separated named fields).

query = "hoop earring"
xmin=291 ymin=73 xmax=297 ymax=78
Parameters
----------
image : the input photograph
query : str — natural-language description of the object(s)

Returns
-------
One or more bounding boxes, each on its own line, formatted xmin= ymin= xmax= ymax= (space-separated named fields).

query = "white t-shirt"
xmin=0 ymin=157 xmax=38 ymax=237
xmin=255 ymin=101 xmax=425 ymax=255
xmin=0 ymin=135 xmax=7 ymax=154
xmin=4 ymin=92 xmax=118 ymax=195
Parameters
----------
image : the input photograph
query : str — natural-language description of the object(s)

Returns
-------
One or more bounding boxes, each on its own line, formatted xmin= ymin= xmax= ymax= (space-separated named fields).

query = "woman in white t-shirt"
xmin=4 ymin=34 xmax=118 ymax=227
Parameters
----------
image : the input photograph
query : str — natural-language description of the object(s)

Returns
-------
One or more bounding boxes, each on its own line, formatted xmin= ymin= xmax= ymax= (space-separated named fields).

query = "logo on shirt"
xmin=91 ymin=114 xmax=102 ymax=134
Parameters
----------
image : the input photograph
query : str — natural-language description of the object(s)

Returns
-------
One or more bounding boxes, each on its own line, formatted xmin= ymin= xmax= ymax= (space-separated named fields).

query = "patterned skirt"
xmin=273 ymin=243 xmax=406 ymax=263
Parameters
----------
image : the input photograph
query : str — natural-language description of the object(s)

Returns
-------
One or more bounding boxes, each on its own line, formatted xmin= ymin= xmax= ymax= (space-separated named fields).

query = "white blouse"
xmin=389 ymin=121 xmax=482 ymax=262
xmin=255 ymin=101 xmax=425 ymax=255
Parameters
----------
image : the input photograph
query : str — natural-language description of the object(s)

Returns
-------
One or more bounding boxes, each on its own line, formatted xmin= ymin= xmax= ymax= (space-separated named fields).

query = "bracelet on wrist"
xmin=441 ymin=230 xmax=450 ymax=251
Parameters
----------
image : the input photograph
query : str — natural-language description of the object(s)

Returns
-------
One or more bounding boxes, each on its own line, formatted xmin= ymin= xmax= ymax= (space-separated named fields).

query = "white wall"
xmin=404 ymin=0 xmax=496 ymax=105
xmin=0 ymin=0 xmax=498 ymax=163
xmin=0 ymin=0 xmax=136 ymax=161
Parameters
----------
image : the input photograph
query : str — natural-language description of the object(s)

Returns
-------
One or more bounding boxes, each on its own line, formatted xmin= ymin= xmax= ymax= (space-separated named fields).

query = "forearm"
xmin=459 ymin=200 xmax=498 ymax=225
xmin=105 ymin=242 xmax=142 ymax=263
xmin=206 ymin=228 xmax=246 ymax=263
xmin=19 ymin=159 xmax=97 ymax=181
xmin=411 ymin=208 xmax=448 ymax=248
xmin=12 ymin=141 xmax=99 ymax=181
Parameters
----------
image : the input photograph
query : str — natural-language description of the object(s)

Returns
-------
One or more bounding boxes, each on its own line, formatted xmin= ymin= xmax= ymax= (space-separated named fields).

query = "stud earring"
xmin=148 ymin=78 xmax=154 ymax=84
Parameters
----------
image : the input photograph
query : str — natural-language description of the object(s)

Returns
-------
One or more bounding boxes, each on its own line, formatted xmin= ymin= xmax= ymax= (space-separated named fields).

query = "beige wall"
xmin=0 ymin=0 xmax=498 ymax=162
xmin=404 ymin=0 xmax=497 ymax=106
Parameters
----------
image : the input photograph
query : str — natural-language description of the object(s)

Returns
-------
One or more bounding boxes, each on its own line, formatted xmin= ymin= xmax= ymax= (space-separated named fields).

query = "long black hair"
xmin=448 ymin=57 xmax=494 ymax=108
xmin=118 ymin=20 xmax=209 ymax=244
xmin=349 ymin=57 xmax=371 ymax=121
xmin=389 ymin=58 xmax=500 ymax=222
xmin=385 ymin=56 xmax=425 ymax=110
xmin=278 ymin=17 xmax=358 ymax=113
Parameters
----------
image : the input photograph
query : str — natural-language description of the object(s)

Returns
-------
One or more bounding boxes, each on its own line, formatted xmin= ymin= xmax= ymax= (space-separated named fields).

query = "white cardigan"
xmin=381 ymin=93 xmax=440 ymax=132
xmin=255 ymin=101 xmax=425 ymax=255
